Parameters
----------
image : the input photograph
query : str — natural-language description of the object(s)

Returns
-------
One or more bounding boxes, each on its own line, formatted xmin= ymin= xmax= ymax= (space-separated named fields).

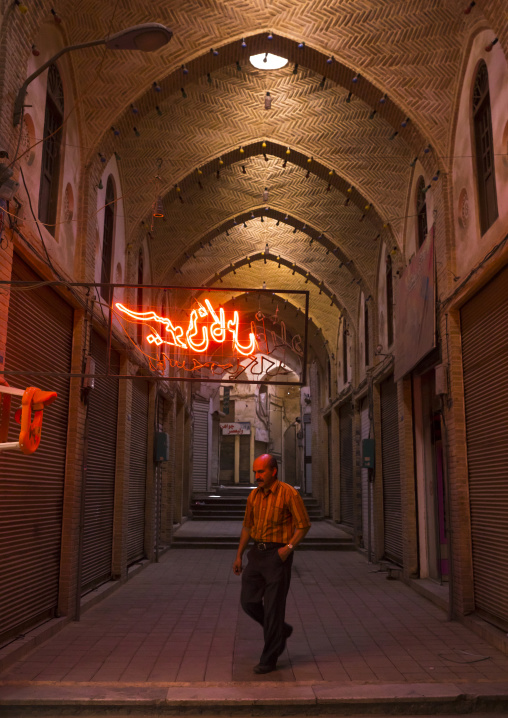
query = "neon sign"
xmin=115 ymin=299 xmax=258 ymax=357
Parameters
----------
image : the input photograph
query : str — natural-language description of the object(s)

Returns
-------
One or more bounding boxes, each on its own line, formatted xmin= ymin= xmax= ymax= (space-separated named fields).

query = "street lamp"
xmin=13 ymin=23 xmax=173 ymax=125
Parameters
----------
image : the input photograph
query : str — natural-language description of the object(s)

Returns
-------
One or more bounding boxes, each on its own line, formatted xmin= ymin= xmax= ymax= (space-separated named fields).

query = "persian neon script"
xmin=115 ymin=299 xmax=258 ymax=357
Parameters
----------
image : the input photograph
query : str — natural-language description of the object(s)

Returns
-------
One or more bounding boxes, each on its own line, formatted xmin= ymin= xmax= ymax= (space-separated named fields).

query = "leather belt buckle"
xmin=257 ymin=542 xmax=267 ymax=550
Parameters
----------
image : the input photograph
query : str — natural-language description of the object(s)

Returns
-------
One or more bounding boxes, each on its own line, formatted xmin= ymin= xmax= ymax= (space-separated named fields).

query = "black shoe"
xmin=253 ymin=662 xmax=277 ymax=674
xmin=278 ymin=623 xmax=293 ymax=656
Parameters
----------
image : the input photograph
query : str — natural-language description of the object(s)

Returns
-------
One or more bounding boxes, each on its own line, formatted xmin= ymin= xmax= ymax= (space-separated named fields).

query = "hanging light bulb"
xmin=31 ymin=44 xmax=40 ymax=56
xmin=51 ymin=8 xmax=62 ymax=24
xmin=265 ymin=92 xmax=272 ymax=109
xmin=239 ymin=146 xmax=245 ymax=154
xmin=98 ymin=179 xmax=103 ymax=190
xmin=263 ymin=187 xmax=269 ymax=202
xmin=262 ymin=141 xmax=267 ymax=149
xmin=153 ymin=196 xmax=164 ymax=218
xmin=153 ymin=81 xmax=161 ymax=92
xmin=241 ymin=38 xmax=247 ymax=48
xmin=267 ymin=31 xmax=273 ymax=40
xmin=156 ymin=106 xmax=163 ymax=116
xmin=286 ymin=147 xmax=290 ymax=155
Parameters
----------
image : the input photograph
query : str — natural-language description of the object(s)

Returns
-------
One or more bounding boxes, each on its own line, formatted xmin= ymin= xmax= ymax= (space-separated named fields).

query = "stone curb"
xmin=0 ymin=680 xmax=507 ymax=712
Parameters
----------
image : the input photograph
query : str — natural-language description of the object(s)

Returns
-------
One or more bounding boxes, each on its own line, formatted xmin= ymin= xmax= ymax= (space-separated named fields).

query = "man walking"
xmin=233 ymin=454 xmax=310 ymax=674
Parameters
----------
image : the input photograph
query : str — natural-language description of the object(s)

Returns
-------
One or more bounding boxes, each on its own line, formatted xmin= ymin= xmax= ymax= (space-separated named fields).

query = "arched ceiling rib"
xmin=118 ymin=61 xmax=418 ymax=241
xmin=170 ymin=208 xmax=368 ymax=286
xmin=147 ymin=156 xmax=388 ymax=289
xmin=169 ymin=220 xmax=365 ymax=321
xmin=199 ymin=261 xmax=344 ymax=349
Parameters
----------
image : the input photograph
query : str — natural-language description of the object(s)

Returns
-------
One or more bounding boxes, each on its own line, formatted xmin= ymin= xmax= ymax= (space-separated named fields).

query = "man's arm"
xmin=278 ymin=526 xmax=309 ymax=562
xmin=233 ymin=526 xmax=251 ymax=575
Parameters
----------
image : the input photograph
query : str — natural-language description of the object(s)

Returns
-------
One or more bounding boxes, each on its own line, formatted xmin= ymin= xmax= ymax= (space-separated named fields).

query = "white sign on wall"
xmin=220 ymin=422 xmax=251 ymax=435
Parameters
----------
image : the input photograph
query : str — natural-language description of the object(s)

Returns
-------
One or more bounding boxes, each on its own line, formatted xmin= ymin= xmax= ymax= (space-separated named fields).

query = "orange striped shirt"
xmin=243 ymin=481 xmax=311 ymax=543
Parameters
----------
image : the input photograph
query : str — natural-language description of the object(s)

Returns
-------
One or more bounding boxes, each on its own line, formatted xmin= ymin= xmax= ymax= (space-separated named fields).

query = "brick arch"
xmin=152 ymin=141 xmax=389 ymax=231
xmin=98 ymin=32 xmax=435 ymax=170
xmin=196 ymin=253 xmax=359 ymax=340
xmin=170 ymin=207 xmax=371 ymax=293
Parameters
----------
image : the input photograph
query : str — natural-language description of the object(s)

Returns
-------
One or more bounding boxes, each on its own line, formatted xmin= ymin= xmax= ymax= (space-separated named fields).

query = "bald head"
xmin=252 ymin=453 xmax=278 ymax=491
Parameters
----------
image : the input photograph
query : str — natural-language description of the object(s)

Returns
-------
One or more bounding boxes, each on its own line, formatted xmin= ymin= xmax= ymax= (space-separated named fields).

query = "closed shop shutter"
xmin=81 ymin=331 xmax=119 ymax=592
xmin=361 ymin=398 xmax=371 ymax=548
xmin=339 ymin=405 xmax=354 ymax=527
xmin=461 ymin=264 xmax=508 ymax=630
xmin=0 ymin=255 xmax=72 ymax=642
xmin=192 ymin=400 xmax=208 ymax=491
xmin=154 ymin=396 xmax=165 ymax=552
xmin=381 ymin=374 xmax=403 ymax=565
xmin=127 ymin=379 xmax=149 ymax=564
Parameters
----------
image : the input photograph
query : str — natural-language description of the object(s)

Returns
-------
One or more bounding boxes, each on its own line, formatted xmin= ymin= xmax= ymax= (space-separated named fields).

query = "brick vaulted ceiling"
xmin=7 ymin=0 xmax=504 ymax=339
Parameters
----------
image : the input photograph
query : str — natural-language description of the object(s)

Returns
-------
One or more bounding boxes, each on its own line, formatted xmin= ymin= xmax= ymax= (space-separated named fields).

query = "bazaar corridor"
xmin=1 ymin=523 xmax=508 ymax=713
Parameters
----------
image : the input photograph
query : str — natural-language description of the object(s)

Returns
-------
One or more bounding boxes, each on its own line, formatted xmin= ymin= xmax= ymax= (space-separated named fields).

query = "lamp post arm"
xmin=13 ymin=38 xmax=106 ymax=126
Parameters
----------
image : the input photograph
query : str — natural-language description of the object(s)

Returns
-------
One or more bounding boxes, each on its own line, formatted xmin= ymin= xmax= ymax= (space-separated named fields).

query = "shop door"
xmin=339 ymin=405 xmax=354 ymax=527
xmin=127 ymin=378 xmax=149 ymax=564
xmin=380 ymin=374 xmax=403 ymax=565
xmin=360 ymin=398 xmax=371 ymax=551
xmin=192 ymin=399 xmax=209 ymax=492
xmin=461 ymin=264 xmax=508 ymax=630
xmin=0 ymin=255 xmax=72 ymax=642
xmin=81 ymin=331 xmax=119 ymax=592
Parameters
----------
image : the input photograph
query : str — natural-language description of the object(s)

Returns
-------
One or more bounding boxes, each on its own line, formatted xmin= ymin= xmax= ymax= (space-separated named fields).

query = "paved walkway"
xmin=2 ymin=544 xmax=508 ymax=685
xmin=174 ymin=519 xmax=352 ymax=539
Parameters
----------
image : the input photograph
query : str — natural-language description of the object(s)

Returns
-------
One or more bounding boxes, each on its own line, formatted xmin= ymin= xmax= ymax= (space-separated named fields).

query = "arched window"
xmin=473 ymin=61 xmax=498 ymax=235
xmin=364 ymin=303 xmax=369 ymax=366
xmin=100 ymin=176 xmax=115 ymax=304
xmin=416 ymin=176 xmax=428 ymax=249
xmin=386 ymin=254 xmax=394 ymax=347
xmin=38 ymin=64 xmax=64 ymax=235
xmin=137 ymin=250 xmax=144 ymax=344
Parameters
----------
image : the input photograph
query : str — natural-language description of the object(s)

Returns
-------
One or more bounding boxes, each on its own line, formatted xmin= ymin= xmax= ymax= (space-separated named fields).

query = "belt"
xmin=254 ymin=542 xmax=286 ymax=551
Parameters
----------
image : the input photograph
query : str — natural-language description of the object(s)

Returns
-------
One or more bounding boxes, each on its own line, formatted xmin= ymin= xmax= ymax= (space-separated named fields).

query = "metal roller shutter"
xmin=361 ymin=398 xmax=371 ymax=548
xmin=128 ymin=379 xmax=149 ymax=564
xmin=81 ymin=331 xmax=119 ymax=592
xmin=461 ymin=264 xmax=508 ymax=630
xmin=0 ymin=255 xmax=72 ymax=642
xmin=339 ymin=405 xmax=354 ymax=527
xmin=381 ymin=374 xmax=403 ymax=565
xmin=192 ymin=400 xmax=208 ymax=492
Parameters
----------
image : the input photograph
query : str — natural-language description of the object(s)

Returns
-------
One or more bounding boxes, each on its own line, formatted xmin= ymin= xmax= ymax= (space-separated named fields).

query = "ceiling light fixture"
xmin=250 ymin=53 xmax=288 ymax=70
xmin=14 ymin=23 xmax=173 ymax=124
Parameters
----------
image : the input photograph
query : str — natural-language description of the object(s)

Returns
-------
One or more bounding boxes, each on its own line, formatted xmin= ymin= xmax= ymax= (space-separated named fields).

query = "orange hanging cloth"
xmin=14 ymin=387 xmax=58 ymax=454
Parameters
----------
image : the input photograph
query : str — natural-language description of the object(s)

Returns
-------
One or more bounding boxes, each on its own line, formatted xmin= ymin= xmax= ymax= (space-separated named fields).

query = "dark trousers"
xmin=241 ymin=546 xmax=294 ymax=666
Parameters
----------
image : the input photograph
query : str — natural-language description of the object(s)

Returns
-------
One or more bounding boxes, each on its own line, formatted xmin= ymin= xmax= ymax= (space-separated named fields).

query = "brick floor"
xmin=2 ymin=547 xmax=508 ymax=684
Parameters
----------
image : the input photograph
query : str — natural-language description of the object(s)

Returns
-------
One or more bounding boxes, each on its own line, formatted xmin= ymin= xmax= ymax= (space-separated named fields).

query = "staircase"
xmin=190 ymin=487 xmax=323 ymax=523
xmin=171 ymin=487 xmax=355 ymax=551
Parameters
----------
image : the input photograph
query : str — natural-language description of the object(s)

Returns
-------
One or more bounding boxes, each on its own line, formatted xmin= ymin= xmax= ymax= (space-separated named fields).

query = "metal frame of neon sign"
xmin=0 ymin=283 xmax=310 ymax=386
